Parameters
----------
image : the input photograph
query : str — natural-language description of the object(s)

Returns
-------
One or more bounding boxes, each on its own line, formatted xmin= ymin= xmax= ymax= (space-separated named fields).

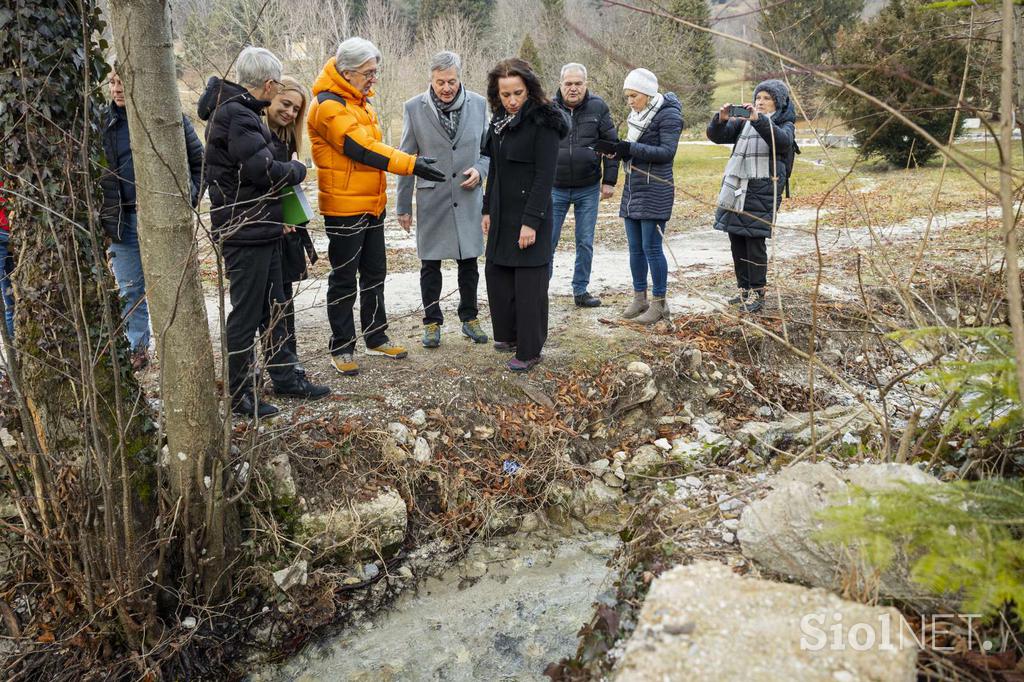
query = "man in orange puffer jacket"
xmin=308 ymin=37 xmax=446 ymax=377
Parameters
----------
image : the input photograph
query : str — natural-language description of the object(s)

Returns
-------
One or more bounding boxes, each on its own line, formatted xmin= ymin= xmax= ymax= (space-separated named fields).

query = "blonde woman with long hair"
xmin=266 ymin=75 xmax=318 ymax=373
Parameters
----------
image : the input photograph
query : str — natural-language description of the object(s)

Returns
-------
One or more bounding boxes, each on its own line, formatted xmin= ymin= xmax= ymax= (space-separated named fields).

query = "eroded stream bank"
xmin=259 ymin=531 xmax=617 ymax=681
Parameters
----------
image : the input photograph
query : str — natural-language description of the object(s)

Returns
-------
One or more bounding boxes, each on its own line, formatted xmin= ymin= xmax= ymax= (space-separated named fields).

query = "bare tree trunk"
xmin=107 ymin=0 xmax=236 ymax=598
xmin=1000 ymin=0 xmax=1024 ymax=406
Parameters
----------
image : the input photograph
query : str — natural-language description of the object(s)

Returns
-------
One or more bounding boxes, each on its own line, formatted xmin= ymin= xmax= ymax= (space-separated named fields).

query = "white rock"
xmin=683 ymin=475 xmax=702 ymax=489
xmin=710 ymin=370 xmax=723 ymax=381
xmin=722 ymin=518 xmax=739 ymax=530
xmin=182 ymin=616 xmax=197 ymax=629
xmin=738 ymin=462 xmax=952 ymax=609
xmin=722 ymin=531 xmax=736 ymax=544
xmin=613 ymin=561 xmax=917 ymax=681
xmin=653 ymin=438 xmax=672 ymax=451
xmin=298 ymin=488 xmax=407 ymax=561
xmin=603 ymin=472 xmax=625 ymax=488
xmin=272 ymin=559 xmax=308 ymax=591
xmin=387 ymin=422 xmax=411 ymax=445
xmin=588 ymin=459 xmax=610 ymax=475
xmin=626 ymin=361 xmax=652 ymax=376
xmin=409 ymin=409 xmax=427 ymax=427
xmin=413 ymin=437 xmax=432 ymax=463
xmin=627 ymin=445 xmax=665 ymax=476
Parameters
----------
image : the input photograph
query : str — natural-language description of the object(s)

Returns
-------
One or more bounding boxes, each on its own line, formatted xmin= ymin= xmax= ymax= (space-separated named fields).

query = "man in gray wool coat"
xmin=397 ymin=51 xmax=491 ymax=349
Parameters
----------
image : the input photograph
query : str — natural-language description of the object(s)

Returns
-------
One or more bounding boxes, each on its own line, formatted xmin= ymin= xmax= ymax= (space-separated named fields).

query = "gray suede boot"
xmin=634 ymin=296 xmax=669 ymax=325
xmin=621 ymin=290 xmax=649 ymax=319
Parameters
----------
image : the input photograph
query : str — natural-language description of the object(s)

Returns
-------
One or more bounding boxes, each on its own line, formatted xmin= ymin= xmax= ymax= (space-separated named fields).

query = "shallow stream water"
xmin=260 ymin=530 xmax=618 ymax=682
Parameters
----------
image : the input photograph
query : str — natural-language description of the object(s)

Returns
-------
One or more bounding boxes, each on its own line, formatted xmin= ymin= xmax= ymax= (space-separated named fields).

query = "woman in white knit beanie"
xmin=599 ymin=68 xmax=682 ymax=325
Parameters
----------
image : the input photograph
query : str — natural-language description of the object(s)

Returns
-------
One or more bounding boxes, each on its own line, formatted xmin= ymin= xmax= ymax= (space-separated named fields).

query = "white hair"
xmin=335 ymin=37 xmax=382 ymax=72
xmin=236 ymin=46 xmax=282 ymax=88
xmin=560 ymin=63 xmax=587 ymax=81
xmin=429 ymin=51 xmax=462 ymax=76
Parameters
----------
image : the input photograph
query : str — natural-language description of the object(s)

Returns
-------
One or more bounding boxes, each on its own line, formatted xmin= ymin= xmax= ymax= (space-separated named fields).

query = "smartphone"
xmin=728 ymin=105 xmax=751 ymax=118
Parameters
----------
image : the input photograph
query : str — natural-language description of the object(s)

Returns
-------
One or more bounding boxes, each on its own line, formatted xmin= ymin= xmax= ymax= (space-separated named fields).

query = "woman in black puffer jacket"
xmin=707 ymin=79 xmax=796 ymax=314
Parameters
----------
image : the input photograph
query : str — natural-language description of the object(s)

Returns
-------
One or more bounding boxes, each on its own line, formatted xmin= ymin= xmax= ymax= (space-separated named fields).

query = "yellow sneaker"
xmin=366 ymin=342 xmax=408 ymax=359
xmin=331 ymin=353 xmax=359 ymax=376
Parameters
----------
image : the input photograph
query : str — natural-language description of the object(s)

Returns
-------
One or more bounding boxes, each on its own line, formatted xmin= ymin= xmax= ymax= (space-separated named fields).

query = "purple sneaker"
xmin=493 ymin=341 xmax=517 ymax=353
xmin=507 ymin=357 xmax=540 ymax=372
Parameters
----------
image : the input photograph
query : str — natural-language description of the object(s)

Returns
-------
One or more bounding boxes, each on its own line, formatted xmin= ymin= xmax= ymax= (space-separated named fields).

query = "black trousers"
xmin=421 ymin=257 xmax=479 ymax=325
xmin=728 ymin=233 xmax=768 ymax=291
xmin=223 ymin=241 xmax=297 ymax=400
xmin=485 ymin=261 xmax=548 ymax=362
xmin=325 ymin=213 xmax=389 ymax=355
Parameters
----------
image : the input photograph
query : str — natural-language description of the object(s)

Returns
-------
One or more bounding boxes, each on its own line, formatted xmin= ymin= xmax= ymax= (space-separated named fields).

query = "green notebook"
xmin=281 ymin=184 xmax=314 ymax=226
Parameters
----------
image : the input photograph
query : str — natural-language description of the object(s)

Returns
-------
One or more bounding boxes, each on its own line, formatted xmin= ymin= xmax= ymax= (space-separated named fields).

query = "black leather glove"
xmin=615 ymin=141 xmax=632 ymax=158
xmin=413 ymin=156 xmax=446 ymax=182
xmin=593 ymin=138 xmax=618 ymax=155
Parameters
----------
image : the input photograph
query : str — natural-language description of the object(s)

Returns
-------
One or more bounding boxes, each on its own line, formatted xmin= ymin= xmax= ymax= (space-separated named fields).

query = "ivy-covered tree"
xmin=830 ymin=0 xmax=969 ymax=166
xmin=0 ymin=0 xmax=160 ymax=654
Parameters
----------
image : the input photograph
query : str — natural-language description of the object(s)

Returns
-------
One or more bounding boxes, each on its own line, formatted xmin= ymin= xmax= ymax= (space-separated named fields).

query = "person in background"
xmin=265 ymin=75 xmax=318 ymax=372
xmin=481 ymin=58 xmax=568 ymax=372
xmin=0 ymin=183 xmax=13 ymax=340
xmin=707 ymin=79 xmax=796 ymax=314
xmin=308 ymin=37 xmax=446 ymax=376
xmin=101 ymin=67 xmax=205 ymax=370
xmin=550 ymin=62 xmax=618 ymax=308
xmin=198 ymin=46 xmax=330 ymax=418
xmin=604 ymin=68 xmax=682 ymax=325
xmin=396 ymin=50 xmax=490 ymax=349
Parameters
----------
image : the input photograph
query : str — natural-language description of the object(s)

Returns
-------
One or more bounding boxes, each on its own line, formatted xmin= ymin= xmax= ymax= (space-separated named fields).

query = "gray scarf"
xmin=717 ymin=116 xmax=774 ymax=214
xmin=428 ymin=85 xmax=465 ymax=140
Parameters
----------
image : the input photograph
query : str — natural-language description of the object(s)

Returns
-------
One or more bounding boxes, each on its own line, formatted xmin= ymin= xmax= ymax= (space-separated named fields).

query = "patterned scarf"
xmin=716 ymin=116 xmax=775 ymax=214
xmin=428 ymin=85 xmax=465 ymax=140
xmin=625 ymin=92 xmax=664 ymax=143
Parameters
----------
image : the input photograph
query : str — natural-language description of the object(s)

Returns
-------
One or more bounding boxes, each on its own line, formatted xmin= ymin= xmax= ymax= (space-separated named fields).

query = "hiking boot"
xmin=294 ymin=362 xmax=306 ymax=378
xmin=422 ymin=323 xmax=441 ymax=348
xmin=331 ymin=353 xmax=359 ymax=376
xmin=621 ymin=290 xmax=648 ymax=319
xmin=741 ymin=289 xmax=765 ymax=314
xmin=366 ymin=342 xmax=408 ymax=359
xmin=634 ymin=296 xmax=670 ymax=325
xmin=574 ymin=292 xmax=602 ymax=308
xmin=493 ymin=341 xmax=517 ymax=353
xmin=131 ymin=349 xmax=149 ymax=371
xmin=273 ymin=372 xmax=331 ymax=400
xmin=232 ymin=393 xmax=280 ymax=419
xmin=728 ymin=289 xmax=751 ymax=306
xmin=461 ymin=319 xmax=488 ymax=344
xmin=507 ymin=356 xmax=541 ymax=373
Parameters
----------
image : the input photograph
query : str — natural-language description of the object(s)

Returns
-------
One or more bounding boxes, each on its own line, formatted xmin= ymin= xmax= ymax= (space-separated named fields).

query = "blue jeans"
xmin=623 ymin=217 xmax=668 ymax=297
xmin=0 ymin=231 xmax=14 ymax=338
xmin=107 ymin=214 xmax=151 ymax=352
xmin=550 ymin=183 xmax=600 ymax=296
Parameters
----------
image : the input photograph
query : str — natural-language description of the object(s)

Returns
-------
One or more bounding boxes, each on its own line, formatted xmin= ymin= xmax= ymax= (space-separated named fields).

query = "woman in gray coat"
xmin=397 ymin=51 xmax=491 ymax=348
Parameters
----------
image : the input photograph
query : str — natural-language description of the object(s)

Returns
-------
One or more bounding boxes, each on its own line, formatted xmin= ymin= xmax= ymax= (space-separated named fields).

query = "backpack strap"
xmin=316 ymin=91 xmax=347 ymax=107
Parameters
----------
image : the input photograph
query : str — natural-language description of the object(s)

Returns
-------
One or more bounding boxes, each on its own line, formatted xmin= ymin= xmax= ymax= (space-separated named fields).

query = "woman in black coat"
xmin=707 ymin=79 xmax=796 ymax=314
xmin=481 ymin=58 xmax=568 ymax=372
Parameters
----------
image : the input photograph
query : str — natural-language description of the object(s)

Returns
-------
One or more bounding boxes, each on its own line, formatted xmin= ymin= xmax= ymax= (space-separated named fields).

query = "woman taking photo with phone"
xmin=481 ymin=57 xmax=568 ymax=372
xmin=707 ymin=79 xmax=796 ymax=314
